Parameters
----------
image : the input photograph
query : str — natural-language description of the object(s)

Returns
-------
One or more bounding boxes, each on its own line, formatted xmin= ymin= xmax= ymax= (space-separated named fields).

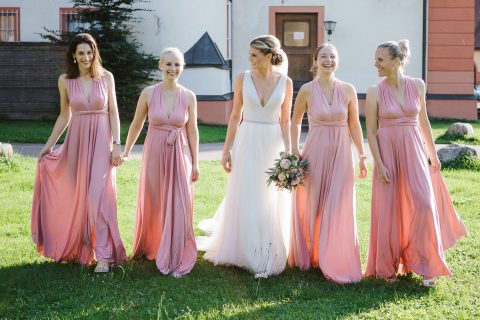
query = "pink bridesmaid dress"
xmin=365 ymin=77 xmax=467 ymax=279
xmin=288 ymin=79 xmax=362 ymax=283
xmin=132 ymin=83 xmax=196 ymax=276
xmin=32 ymin=76 xmax=127 ymax=265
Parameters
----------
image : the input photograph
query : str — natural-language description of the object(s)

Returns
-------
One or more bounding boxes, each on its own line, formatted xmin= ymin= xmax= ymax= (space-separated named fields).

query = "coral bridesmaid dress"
xmin=365 ymin=77 xmax=466 ymax=279
xmin=32 ymin=76 xmax=127 ymax=265
xmin=132 ymin=83 xmax=196 ymax=276
xmin=288 ymin=79 xmax=362 ymax=283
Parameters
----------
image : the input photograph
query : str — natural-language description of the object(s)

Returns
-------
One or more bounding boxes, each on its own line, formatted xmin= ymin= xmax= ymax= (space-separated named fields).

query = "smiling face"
xmin=248 ymin=47 xmax=272 ymax=70
xmin=159 ymin=51 xmax=184 ymax=81
xmin=73 ymin=43 xmax=94 ymax=72
xmin=374 ymin=47 xmax=399 ymax=77
xmin=315 ymin=45 xmax=338 ymax=75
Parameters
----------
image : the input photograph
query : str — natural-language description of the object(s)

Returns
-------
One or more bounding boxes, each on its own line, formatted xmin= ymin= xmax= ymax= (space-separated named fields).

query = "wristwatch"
xmin=113 ymin=140 xmax=121 ymax=145
xmin=359 ymin=153 xmax=367 ymax=159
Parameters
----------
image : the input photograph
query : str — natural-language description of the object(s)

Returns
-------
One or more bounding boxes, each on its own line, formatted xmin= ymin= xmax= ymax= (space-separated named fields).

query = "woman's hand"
xmin=191 ymin=163 xmax=200 ymax=182
xmin=430 ymin=154 xmax=441 ymax=170
xmin=377 ymin=163 xmax=391 ymax=183
xmin=291 ymin=148 xmax=301 ymax=158
xmin=37 ymin=145 xmax=52 ymax=161
xmin=358 ymin=158 xmax=368 ymax=179
xmin=222 ymin=151 xmax=232 ymax=173
xmin=111 ymin=144 xmax=123 ymax=167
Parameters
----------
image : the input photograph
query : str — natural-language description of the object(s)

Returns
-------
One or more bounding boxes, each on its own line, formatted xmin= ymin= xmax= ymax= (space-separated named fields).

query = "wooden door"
xmin=275 ymin=13 xmax=318 ymax=91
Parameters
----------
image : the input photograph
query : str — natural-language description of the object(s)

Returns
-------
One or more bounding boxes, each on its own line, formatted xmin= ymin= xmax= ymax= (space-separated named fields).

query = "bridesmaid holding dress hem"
xmin=365 ymin=40 xmax=467 ymax=287
xmin=32 ymin=33 xmax=127 ymax=273
xmin=122 ymin=47 xmax=199 ymax=277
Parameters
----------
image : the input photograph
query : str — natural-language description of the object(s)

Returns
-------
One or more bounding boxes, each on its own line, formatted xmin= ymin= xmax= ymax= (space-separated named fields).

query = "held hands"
xmin=222 ymin=151 xmax=232 ymax=173
xmin=377 ymin=163 xmax=391 ymax=183
xmin=191 ymin=164 xmax=200 ymax=182
xmin=111 ymin=144 xmax=123 ymax=167
xmin=358 ymin=158 xmax=368 ymax=179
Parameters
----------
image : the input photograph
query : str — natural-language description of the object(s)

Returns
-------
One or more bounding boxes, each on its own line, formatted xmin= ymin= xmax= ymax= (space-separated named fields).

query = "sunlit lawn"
xmin=0 ymin=156 xmax=479 ymax=319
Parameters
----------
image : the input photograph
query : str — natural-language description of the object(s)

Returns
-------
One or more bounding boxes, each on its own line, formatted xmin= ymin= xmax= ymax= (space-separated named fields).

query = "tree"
xmin=42 ymin=0 xmax=157 ymax=117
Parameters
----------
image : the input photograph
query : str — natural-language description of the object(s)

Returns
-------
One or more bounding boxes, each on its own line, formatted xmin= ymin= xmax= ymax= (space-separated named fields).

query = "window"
xmin=60 ymin=8 xmax=89 ymax=34
xmin=283 ymin=21 xmax=310 ymax=47
xmin=0 ymin=7 xmax=20 ymax=42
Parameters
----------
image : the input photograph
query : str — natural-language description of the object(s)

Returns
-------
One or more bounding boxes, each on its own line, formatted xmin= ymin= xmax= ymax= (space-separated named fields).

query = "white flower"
xmin=280 ymin=159 xmax=291 ymax=170
xmin=278 ymin=172 xmax=286 ymax=181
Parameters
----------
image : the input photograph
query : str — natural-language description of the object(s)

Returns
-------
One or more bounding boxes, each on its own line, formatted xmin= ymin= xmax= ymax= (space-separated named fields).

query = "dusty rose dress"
xmin=365 ymin=77 xmax=467 ymax=279
xmin=288 ymin=79 xmax=362 ymax=283
xmin=32 ymin=76 xmax=127 ymax=265
xmin=132 ymin=83 xmax=196 ymax=276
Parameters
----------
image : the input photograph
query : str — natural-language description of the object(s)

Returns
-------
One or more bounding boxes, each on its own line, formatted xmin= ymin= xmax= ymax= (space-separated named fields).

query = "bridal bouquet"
xmin=266 ymin=152 xmax=308 ymax=191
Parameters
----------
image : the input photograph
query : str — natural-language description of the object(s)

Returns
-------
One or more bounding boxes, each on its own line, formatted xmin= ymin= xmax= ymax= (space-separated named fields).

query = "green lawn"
xmin=3 ymin=118 xmax=480 ymax=146
xmin=0 ymin=155 xmax=479 ymax=319
xmin=0 ymin=120 xmax=227 ymax=145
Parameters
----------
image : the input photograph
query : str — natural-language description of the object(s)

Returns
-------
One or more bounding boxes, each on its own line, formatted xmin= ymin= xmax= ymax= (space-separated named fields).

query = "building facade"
xmin=0 ymin=0 xmax=477 ymax=121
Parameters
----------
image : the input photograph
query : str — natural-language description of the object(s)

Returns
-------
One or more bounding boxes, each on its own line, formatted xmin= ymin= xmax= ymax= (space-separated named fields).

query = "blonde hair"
xmin=249 ymin=35 xmax=283 ymax=66
xmin=377 ymin=39 xmax=410 ymax=66
xmin=158 ymin=47 xmax=185 ymax=69
xmin=310 ymin=43 xmax=338 ymax=78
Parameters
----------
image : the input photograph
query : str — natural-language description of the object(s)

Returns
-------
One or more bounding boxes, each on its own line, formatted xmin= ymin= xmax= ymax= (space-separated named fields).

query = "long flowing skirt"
xmin=132 ymin=126 xmax=196 ymax=276
xmin=288 ymin=126 xmax=362 ymax=283
xmin=32 ymin=113 xmax=127 ymax=265
xmin=199 ymin=122 xmax=291 ymax=276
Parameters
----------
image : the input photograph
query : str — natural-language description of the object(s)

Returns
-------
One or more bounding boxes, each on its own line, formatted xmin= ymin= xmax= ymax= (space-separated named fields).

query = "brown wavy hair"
xmin=65 ymin=33 xmax=104 ymax=79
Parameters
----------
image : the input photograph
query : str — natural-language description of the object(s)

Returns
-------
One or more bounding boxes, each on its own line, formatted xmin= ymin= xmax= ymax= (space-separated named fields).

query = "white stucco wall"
xmin=179 ymin=68 xmax=231 ymax=95
xmin=0 ymin=0 xmax=72 ymax=41
xmin=7 ymin=0 xmax=423 ymax=95
xmin=232 ymin=0 xmax=424 ymax=93
xmin=131 ymin=0 xmax=231 ymax=96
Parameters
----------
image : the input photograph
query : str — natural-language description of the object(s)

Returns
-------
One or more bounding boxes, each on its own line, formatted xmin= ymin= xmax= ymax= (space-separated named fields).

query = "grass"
xmin=0 ymin=155 xmax=479 ymax=319
xmin=430 ymin=119 xmax=480 ymax=145
xmin=0 ymin=120 xmax=226 ymax=145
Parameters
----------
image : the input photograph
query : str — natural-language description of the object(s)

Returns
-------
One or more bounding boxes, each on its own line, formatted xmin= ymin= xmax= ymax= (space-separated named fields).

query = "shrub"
xmin=441 ymin=149 xmax=480 ymax=171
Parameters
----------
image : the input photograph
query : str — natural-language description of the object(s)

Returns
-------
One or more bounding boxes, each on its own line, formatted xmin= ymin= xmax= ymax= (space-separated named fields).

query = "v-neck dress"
xmin=132 ymin=83 xmax=196 ymax=276
xmin=365 ymin=77 xmax=467 ymax=279
xmin=32 ymin=76 xmax=127 ymax=265
xmin=288 ymin=79 xmax=362 ymax=283
xmin=199 ymin=70 xmax=291 ymax=277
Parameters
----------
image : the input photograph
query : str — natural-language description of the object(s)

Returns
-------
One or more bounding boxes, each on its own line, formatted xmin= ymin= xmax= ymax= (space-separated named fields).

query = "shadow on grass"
xmin=435 ymin=133 xmax=480 ymax=146
xmin=0 ymin=254 xmax=432 ymax=319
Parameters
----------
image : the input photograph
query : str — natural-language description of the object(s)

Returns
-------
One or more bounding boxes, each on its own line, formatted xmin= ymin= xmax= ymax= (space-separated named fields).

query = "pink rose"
xmin=280 ymin=159 xmax=291 ymax=170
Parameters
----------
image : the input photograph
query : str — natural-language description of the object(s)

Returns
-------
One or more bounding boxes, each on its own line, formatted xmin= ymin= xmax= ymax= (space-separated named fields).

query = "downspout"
xmin=228 ymin=0 xmax=233 ymax=93
xmin=422 ymin=0 xmax=427 ymax=81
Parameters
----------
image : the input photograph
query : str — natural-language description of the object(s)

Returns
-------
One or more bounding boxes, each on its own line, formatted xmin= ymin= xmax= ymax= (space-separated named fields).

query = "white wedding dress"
xmin=198 ymin=70 xmax=291 ymax=277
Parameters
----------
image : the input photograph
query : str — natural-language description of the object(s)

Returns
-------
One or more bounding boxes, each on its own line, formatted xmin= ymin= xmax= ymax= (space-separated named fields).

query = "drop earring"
xmin=74 ymin=58 xmax=77 ymax=64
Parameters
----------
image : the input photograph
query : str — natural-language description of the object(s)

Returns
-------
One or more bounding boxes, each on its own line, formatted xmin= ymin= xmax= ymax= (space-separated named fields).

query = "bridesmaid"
xmin=288 ymin=43 xmax=367 ymax=283
xmin=365 ymin=40 xmax=467 ymax=286
xmin=32 ymin=33 xmax=127 ymax=272
xmin=122 ymin=47 xmax=199 ymax=277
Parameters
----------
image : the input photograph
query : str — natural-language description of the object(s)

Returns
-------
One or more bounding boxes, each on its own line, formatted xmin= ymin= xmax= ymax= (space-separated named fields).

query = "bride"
xmin=198 ymin=35 xmax=293 ymax=278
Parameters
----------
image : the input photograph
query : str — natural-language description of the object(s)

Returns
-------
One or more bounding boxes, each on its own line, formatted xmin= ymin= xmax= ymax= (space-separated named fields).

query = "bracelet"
xmin=113 ymin=140 xmax=121 ymax=145
xmin=359 ymin=153 xmax=367 ymax=159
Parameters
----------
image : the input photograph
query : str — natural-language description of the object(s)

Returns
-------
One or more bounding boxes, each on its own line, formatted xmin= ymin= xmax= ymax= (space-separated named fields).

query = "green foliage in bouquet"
xmin=266 ymin=152 xmax=308 ymax=191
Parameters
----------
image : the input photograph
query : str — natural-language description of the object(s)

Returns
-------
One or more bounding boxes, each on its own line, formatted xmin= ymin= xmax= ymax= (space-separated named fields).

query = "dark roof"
xmin=184 ymin=32 xmax=228 ymax=68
